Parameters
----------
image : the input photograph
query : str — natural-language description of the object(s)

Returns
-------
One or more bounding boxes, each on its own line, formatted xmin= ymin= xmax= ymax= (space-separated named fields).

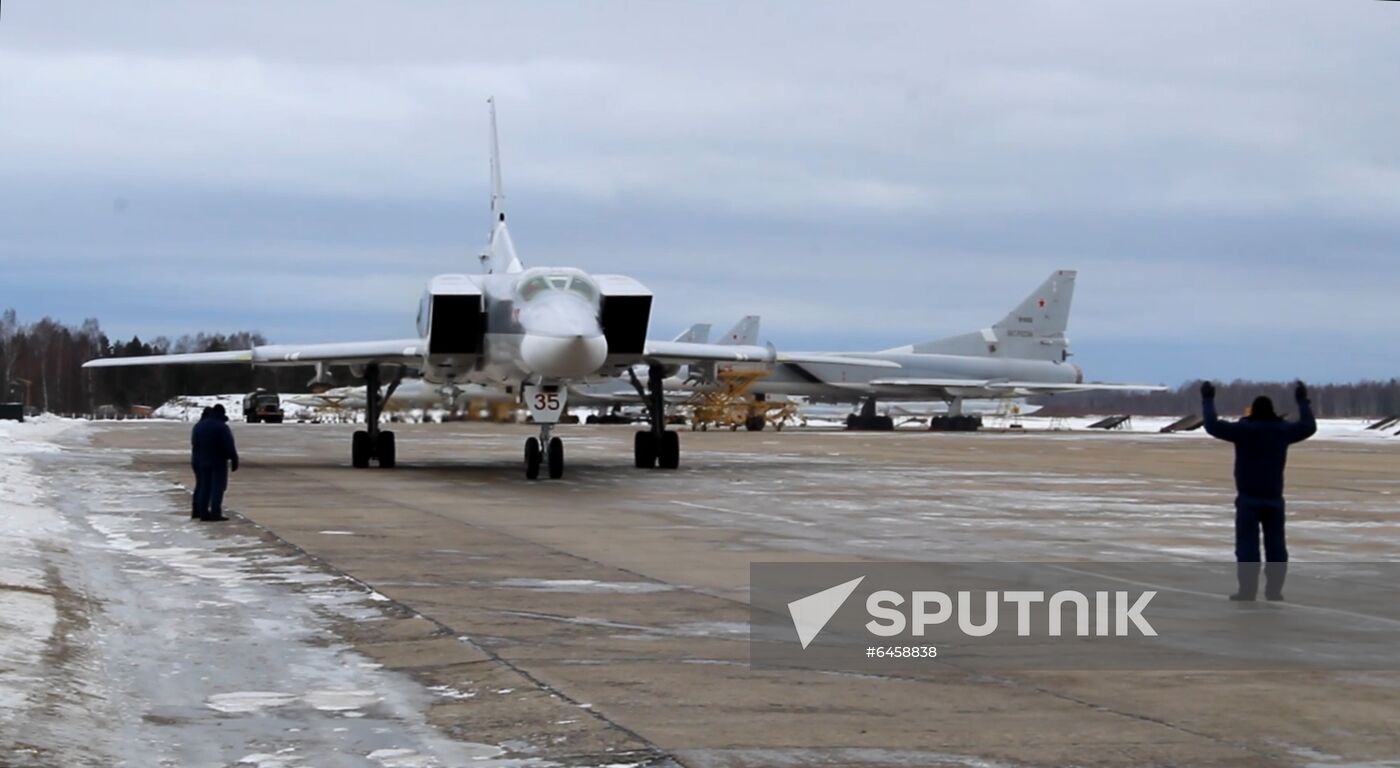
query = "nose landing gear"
xmin=525 ymin=423 xmax=566 ymax=480
xmin=523 ymin=383 xmax=567 ymax=480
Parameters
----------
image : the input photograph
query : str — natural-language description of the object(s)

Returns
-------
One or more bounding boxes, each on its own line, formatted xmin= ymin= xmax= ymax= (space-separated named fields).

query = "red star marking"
xmin=1037 ymin=298 xmax=1046 ymax=308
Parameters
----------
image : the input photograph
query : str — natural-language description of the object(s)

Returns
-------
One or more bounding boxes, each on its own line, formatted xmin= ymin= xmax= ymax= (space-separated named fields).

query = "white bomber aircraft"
xmin=748 ymin=269 xmax=1165 ymax=429
xmin=84 ymin=101 xmax=790 ymax=479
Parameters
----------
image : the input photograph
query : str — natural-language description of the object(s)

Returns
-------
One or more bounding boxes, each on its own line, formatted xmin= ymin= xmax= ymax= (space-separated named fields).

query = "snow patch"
xmin=207 ymin=691 xmax=300 ymax=713
xmin=304 ymin=689 xmax=380 ymax=712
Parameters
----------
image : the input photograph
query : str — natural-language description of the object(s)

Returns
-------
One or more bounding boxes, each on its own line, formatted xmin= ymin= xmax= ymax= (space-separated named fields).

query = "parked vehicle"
xmin=243 ymin=390 xmax=284 ymax=424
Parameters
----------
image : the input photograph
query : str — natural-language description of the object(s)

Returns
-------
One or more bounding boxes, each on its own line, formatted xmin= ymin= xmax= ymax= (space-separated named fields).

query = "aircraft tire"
xmin=377 ymin=431 xmax=396 ymax=468
xmin=351 ymin=430 xmax=371 ymax=468
xmin=658 ymin=430 xmax=680 ymax=470
xmin=744 ymin=416 xmax=766 ymax=432
xmin=634 ymin=431 xmax=656 ymax=469
xmin=547 ymin=437 xmax=564 ymax=479
xmin=525 ymin=437 xmax=542 ymax=479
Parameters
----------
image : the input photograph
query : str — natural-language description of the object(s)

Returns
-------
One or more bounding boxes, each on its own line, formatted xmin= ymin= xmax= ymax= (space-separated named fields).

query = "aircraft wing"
xmin=870 ymin=378 xmax=1166 ymax=397
xmin=83 ymin=339 xmax=428 ymax=369
xmin=870 ymin=377 xmax=992 ymax=388
xmin=778 ymin=354 xmax=902 ymax=369
xmin=642 ymin=340 xmax=775 ymax=365
xmin=984 ymin=381 xmax=1168 ymax=395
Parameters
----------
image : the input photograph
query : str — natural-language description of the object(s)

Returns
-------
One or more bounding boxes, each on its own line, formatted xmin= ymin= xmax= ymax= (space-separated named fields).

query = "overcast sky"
xmin=3 ymin=1 xmax=1398 ymax=383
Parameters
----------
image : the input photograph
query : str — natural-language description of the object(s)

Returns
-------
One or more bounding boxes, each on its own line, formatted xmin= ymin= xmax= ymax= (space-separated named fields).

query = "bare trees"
xmin=0 ymin=309 xmax=306 ymax=415
xmin=1041 ymin=380 xmax=1400 ymax=419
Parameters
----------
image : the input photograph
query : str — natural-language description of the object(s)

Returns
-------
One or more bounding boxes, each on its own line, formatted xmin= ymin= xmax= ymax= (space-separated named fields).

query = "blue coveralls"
xmin=191 ymin=416 xmax=238 ymax=518
xmin=1203 ymin=394 xmax=1315 ymax=596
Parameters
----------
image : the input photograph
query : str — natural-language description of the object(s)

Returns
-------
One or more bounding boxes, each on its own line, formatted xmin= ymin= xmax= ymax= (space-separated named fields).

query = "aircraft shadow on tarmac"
xmin=249 ymin=457 xmax=826 ymax=478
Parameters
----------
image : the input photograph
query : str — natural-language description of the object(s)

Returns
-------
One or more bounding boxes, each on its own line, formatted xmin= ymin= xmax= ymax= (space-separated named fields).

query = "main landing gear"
xmin=927 ymin=396 xmax=982 ymax=432
xmin=845 ymin=397 xmax=895 ymax=431
xmin=631 ymin=365 xmax=680 ymax=470
xmin=351 ymin=364 xmax=403 ymax=469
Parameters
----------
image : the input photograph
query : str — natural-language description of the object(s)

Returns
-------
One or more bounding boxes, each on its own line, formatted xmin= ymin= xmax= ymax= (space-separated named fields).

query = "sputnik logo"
xmin=787 ymin=576 xmax=864 ymax=649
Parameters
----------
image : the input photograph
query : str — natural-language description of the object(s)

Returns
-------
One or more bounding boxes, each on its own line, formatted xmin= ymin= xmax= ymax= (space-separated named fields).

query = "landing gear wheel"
xmin=351 ymin=430 xmax=371 ymax=468
xmin=634 ymin=431 xmax=656 ymax=469
xmin=744 ymin=415 xmax=766 ymax=432
xmin=547 ymin=437 xmax=564 ymax=479
xmin=376 ymin=431 xmax=396 ymax=468
xmin=658 ymin=430 xmax=680 ymax=470
xmin=525 ymin=437 xmax=542 ymax=480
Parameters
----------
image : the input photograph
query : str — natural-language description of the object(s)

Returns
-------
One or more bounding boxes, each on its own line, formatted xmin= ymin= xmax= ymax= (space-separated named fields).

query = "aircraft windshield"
xmin=517 ymin=271 xmax=598 ymax=303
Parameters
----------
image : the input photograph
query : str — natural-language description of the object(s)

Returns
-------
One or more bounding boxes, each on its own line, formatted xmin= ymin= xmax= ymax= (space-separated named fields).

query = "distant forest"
xmin=3 ymin=310 xmax=1398 ymax=418
xmin=1037 ymin=380 xmax=1400 ymax=420
xmin=0 ymin=310 xmax=315 ymax=415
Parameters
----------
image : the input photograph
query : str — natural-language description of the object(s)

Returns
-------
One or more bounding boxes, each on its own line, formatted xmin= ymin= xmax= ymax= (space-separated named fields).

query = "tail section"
xmin=480 ymin=97 xmax=524 ymax=274
xmin=672 ymin=323 xmax=712 ymax=344
xmin=904 ymin=270 xmax=1076 ymax=362
xmin=719 ymin=316 xmax=760 ymax=346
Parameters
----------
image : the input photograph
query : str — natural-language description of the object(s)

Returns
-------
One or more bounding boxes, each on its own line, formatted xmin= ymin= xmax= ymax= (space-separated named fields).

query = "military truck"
xmin=243 ymin=390 xmax=285 ymax=424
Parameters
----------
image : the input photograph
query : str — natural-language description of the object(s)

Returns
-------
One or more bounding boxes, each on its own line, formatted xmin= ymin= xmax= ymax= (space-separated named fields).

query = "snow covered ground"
xmin=0 ymin=417 xmax=533 ymax=766
xmin=1014 ymin=414 xmax=1400 ymax=443
xmin=799 ymin=412 xmax=1400 ymax=443
xmin=151 ymin=394 xmax=321 ymax=423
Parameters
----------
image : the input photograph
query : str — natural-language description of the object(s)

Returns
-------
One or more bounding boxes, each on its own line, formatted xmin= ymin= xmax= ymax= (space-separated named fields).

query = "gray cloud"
xmin=2 ymin=1 xmax=1398 ymax=382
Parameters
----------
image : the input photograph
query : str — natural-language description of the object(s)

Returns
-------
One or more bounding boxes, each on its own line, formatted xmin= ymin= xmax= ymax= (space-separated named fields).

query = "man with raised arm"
xmin=1202 ymin=380 xmax=1316 ymax=601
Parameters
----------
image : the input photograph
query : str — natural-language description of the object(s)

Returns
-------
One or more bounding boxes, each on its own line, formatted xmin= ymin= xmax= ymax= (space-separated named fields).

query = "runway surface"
xmin=44 ymin=422 xmax=1400 ymax=765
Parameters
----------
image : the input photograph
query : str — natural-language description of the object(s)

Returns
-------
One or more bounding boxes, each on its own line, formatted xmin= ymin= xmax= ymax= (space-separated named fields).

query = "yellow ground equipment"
xmin=686 ymin=369 xmax=799 ymax=432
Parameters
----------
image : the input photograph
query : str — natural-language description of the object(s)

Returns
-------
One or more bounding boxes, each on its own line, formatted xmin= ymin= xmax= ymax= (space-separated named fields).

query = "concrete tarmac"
xmin=91 ymin=422 xmax=1400 ymax=767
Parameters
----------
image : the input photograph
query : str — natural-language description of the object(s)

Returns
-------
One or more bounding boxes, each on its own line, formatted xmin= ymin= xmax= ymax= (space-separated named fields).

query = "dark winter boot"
xmin=1229 ymin=562 xmax=1260 ymax=601
xmin=1264 ymin=562 xmax=1287 ymax=601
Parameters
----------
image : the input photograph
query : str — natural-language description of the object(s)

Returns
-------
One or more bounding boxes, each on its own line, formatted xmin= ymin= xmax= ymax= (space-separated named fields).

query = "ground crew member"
xmin=190 ymin=407 xmax=213 ymax=518
xmin=191 ymin=404 xmax=239 ymax=521
xmin=1202 ymin=380 xmax=1316 ymax=601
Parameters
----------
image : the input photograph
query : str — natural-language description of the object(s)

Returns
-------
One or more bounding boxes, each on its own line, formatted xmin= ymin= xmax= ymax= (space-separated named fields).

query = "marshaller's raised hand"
xmin=1201 ymin=380 xmax=1216 ymax=399
xmin=1295 ymin=380 xmax=1308 ymax=401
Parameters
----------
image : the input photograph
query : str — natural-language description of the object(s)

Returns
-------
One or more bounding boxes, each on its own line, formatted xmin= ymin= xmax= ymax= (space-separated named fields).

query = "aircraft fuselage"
xmin=752 ymin=351 xmax=1083 ymax=403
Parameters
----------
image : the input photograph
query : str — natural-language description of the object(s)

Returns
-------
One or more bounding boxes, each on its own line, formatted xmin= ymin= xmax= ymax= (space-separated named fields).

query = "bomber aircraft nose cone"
xmin=520 ymin=333 xmax=608 ymax=379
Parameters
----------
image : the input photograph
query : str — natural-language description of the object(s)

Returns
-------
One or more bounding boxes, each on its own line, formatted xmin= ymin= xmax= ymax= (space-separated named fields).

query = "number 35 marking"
xmin=534 ymin=393 xmax=561 ymax=410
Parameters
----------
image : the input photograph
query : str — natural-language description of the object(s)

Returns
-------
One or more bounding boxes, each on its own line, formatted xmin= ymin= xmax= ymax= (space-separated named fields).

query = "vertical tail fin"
xmin=481 ymin=97 xmax=523 ymax=274
xmin=903 ymin=270 xmax=1076 ymax=361
xmin=719 ymin=316 xmax=760 ymax=346
xmin=672 ymin=323 xmax=712 ymax=344
xmin=489 ymin=96 xmax=506 ymax=224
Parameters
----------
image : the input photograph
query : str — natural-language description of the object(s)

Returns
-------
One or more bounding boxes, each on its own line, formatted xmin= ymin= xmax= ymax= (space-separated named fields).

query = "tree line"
xmin=1037 ymin=379 xmax=1400 ymax=420
xmin=0 ymin=309 xmax=313 ymax=415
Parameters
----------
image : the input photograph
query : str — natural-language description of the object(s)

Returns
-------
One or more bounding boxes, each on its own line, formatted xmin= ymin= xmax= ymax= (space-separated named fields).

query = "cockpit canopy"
xmin=516 ymin=268 xmax=599 ymax=304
